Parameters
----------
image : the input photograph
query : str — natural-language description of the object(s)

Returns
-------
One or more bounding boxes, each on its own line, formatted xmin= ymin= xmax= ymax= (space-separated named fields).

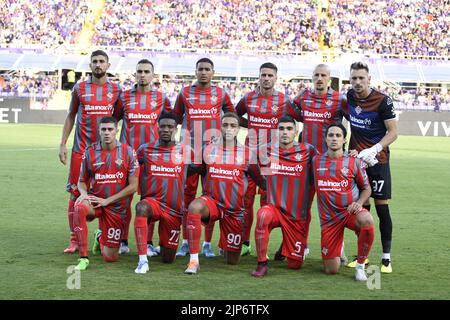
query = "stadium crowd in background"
xmin=0 ymin=0 xmax=89 ymax=49
xmin=1 ymin=1 xmax=447 ymax=57
xmin=0 ymin=72 xmax=58 ymax=98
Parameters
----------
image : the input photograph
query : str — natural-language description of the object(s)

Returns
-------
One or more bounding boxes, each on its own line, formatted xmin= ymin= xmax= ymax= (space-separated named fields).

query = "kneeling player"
xmin=313 ymin=124 xmax=375 ymax=281
xmin=184 ymin=113 xmax=265 ymax=274
xmin=72 ymin=117 xmax=139 ymax=270
xmin=133 ymin=113 xmax=190 ymax=273
xmin=252 ymin=116 xmax=317 ymax=278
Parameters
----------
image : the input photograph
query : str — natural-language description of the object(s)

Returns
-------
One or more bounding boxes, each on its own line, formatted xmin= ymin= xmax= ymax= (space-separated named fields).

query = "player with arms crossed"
xmin=236 ymin=62 xmax=302 ymax=257
xmin=59 ymin=50 xmax=121 ymax=254
xmin=313 ymin=123 xmax=375 ymax=281
xmin=114 ymin=59 xmax=172 ymax=256
xmin=251 ymin=115 xmax=316 ymax=278
xmin=71 ymin=117 xmax=138 ymax=270
xmin=184 ymin=113 xmax=265 ymax=274
xmin=133 ymin=113 xmax=190 ymax=274
xmin=346 ymin=62 xmax=398 ymax=273
xmin=173 ymin=58 xmax=235 ymax=258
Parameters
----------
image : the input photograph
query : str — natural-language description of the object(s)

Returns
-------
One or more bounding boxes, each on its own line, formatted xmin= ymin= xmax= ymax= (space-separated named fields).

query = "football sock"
xmin=182 ymin=239 xmax=188 ymax=245
xmin=382 ymin=253 xmax=391 ymax=260
xmin=121 ymin=206 xmax=132 ymax=243
xmin=134 ymin=216 xmax=148 ymax=256
xmin=186 ymin=213 xmax=201 ymax=254
xmin=139 ymin=255 xmax=148 ymax=263
xmin=254 ymin=207 xmax=273 ymax=263
xmin=243 ymin=196 xmax=255 ymax=243
xmin=73 ymin=203 xmax=89 ymax=257
xmin=357 ymin=225 xmax=374 ymax=264
xmin=203 ymin=241 xmax=210 ymax=246
xmin=375 ymin=204 xmax=392 ymax=253
xmin=190 ymin=253 xmax=199 ymax=262
xmin=204 ymin=222 xmax=215 ymax=242
xmin=147 ymin=221 xmax=155 ymax=243
xmin=68 ymin=198 xmax=75 ymax=232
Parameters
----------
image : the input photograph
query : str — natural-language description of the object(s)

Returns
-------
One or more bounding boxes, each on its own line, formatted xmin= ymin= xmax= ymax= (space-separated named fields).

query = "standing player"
xmin=251 ymin=115 xmax=316 ymax=278
xmin=173 ymin=58 xmax=235 ymax=258
xmin=71 ymin=116 xmax=138 ymax=270
xmin=133 ymin=113 xmax=189 ymax=274
xmin=59 ymin=50 xmax=122 ymax=253
xmin=346 ymin=62 xmax=398 ymax=273
xmin=184 ymin=113 xmax=265 ymax=274
xmin=313 ymin=124 xmax=375 ymax=281
xmin=236 ymin=62 xmax=302 ymax=257
xmin=290 ymin=63 xmax=348 ymax=264
xmin=114 ymin=59 xmax=172 ymax=256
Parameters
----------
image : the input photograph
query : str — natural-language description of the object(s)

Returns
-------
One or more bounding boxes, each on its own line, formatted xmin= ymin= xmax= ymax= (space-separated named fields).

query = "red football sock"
xmin=73 ymin=203 xmax=89 ymax=257
xmin=68 ymin=198 xmax=75 ymax=233
xmin=357 ymin=225 xmax=375 ymax=264
xmin=254 ymin=207 xmax=273 ymax=263
xmin=147 ymin=221 xmax=155 ymax=243
xmin=134 ymin=216 xmax=148 ymax=255
xmin=243 ymin=196 xmax=255 ymax=243
xmin=204 ymin=221 xmax=215 ymax=242
xmin=186 ymin=213 xmax=201 ymax=254
xmin=181 ymin=212 xmax=188 ymax=241
xmin=121 ymin=206 xmax=132 ymax=242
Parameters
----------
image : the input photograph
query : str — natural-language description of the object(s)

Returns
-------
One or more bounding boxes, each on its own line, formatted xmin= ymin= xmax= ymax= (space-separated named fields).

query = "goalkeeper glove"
xmin=357 ymin=143 xmax=382 ymax=163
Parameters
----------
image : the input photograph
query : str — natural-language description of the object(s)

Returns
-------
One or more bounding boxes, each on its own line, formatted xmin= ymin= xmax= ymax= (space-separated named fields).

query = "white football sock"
xmin=382 ymin=253 xmax=391 ymax=260
xmin=190 ymin=253 xmax=199 ymax=261
xmin=139 ymin=255 xmax=148 ymax=263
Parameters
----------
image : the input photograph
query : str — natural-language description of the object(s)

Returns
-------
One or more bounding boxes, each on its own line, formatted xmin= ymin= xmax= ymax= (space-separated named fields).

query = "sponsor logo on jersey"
xmin=128 ymin=112 xmax=158 ymax=120
xmin=82 ymin=94 xmax=94 ymax=98
xmin=270 ymin=162 xmax=303 ymax=173
xmin=95 ymin=172 xmax=124 ymax=181
xmin=209 ymin=166 xmax=240 ymax=177
xmin=350 ymin=114 xmax=371 ymax=127
xmin=317 ymin=179 xmax=348 ymax=188
xmin=93 ymin=162 xmax=105 ymax=167
xmin=189 ymin=108 xmax=217 ymax=115
xmin=84 ymin=104 xmax=113 ymax=112
xmin=249 ymin=115 xmax=278 ymax=125
xmin=151 ymin=165 xmax=182 ymax=174
xmin=303 ymin=110 xmax=332 ymax=119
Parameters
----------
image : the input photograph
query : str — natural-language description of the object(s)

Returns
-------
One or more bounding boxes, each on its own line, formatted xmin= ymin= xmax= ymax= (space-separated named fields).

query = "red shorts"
xmin=66 ymin=151 xmax=83 ymax=197
xmin=142 ymin=198 xmax=182 ymax=249
xmin=94 ymin=206 xmax=124 ymax=249
xmin=185 ymin=173 xmax=200 ymax=197
xmin=320 ymin=209 xmax=367 ymax=260
xmin=260 ymin=204 xmax=309 ymax=262
xmin=199 ymin=195 xmax=244 ymax=253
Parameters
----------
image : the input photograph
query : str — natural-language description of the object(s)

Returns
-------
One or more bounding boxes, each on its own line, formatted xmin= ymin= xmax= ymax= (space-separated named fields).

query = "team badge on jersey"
xmin=115 ymin=159 xmax=123 ymax=167
xmin=211 ymin=95 xmax=217 ymax=104
xmin=295 ymin=153 xmax=302 ymax=161
xmin=151 ymin=101 xmax=157 ymax=108
xmin=107 ymin=92 xmax=113 ymax=101
xmin=355 ymin=105 xmax=362 ymax=114
xmin=71 ymin=184 xmax=78 ymax=191
xmin=271 ymin=105 xmax=279 ymax=113
xmin=340 ymin=167 xmax=349 ymax=177
xmin=235 ymin=154 xmax=244 ymax=165
xmin=174 ymin=151 xmax=183 ymax=163
xmin=322 ymin=247 xmax=329 ymax=256
xmin=326 ymin=100 xmax=332 ymax=107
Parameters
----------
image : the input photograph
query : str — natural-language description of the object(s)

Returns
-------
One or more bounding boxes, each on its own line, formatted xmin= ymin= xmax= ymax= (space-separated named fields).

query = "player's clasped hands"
xmin=347 ymin=202 xmax=363 ymax=215
xmin=88 ymin=195 xmax=110 ymax=208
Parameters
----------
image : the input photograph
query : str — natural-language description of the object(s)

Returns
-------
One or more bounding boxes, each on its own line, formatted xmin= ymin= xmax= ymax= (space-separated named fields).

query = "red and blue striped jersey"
xmin=260 ymin=142 xmax=317 ymax=221
xmin=236 ymin=89 xmax=302 ymax=147
xmin=114 ymin=86 xmax=172 ymax=151
xmin=173 ymin=84 xmax=235 ymax=161
xmin=313 ymin=153 xmax=370 ymax=228
xmin=79 ymin=140 xmax=139 ymax=218
xmin=197 ymin=143 xmax=264 ymax=218
xmin=69 ymin=79 xmax=122 ymax=154
xmin=136 ymin=142 xmax=189 ymax=218
xmin=293 ymin=88 xmax=347 ymax=154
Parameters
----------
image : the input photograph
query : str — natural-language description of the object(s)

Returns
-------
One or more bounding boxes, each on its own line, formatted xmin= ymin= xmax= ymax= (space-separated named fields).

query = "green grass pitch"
xmin=0 ymin=124 xmax=449 ymax=300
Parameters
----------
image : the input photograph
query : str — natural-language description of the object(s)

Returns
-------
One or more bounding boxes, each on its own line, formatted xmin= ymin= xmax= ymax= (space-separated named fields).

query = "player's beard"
xmin=93 ymin=70 xmax=107 ymax=80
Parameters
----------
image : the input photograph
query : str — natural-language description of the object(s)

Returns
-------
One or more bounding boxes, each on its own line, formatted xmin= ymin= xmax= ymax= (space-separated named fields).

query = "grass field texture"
xmin=0 ymin=124 xmax=449 ymax=300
